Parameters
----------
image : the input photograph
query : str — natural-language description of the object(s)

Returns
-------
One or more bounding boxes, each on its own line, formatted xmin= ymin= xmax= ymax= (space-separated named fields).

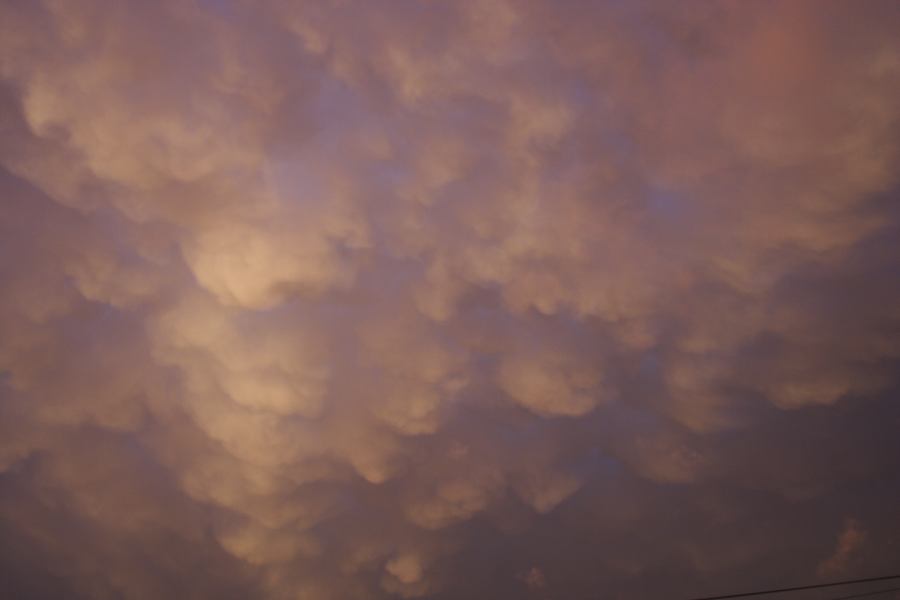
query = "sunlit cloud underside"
xmin=1 ymin=1 xmax=899 ymax=599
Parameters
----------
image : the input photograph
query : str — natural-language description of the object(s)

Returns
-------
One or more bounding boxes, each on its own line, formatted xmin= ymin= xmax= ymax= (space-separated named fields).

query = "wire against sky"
xmin=686 ymin=575 xmax=900 ymax=600
xmin=829 ymin=586 xmax=900 ymax=600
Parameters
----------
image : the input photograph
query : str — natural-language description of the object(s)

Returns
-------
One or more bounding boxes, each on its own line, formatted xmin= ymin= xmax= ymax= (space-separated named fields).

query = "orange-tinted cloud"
xmin=1 ymin=1 xmax=899 ymax=598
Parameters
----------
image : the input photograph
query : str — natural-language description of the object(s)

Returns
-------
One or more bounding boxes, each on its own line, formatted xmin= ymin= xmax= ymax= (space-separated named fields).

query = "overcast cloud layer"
xmin=1 ymin=1 xmax=900 ymax=599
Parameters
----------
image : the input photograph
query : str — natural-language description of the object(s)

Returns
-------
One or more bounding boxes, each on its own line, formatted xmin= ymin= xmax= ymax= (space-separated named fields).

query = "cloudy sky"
xmin=1 ymin=1 xmax=899 ymax=599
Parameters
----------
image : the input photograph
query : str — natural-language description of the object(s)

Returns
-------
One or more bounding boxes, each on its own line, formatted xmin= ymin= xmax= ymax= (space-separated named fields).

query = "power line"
xmin=829 ymin=586 xmax=900 ymax=600
xmin=686 ymin=574 xmax=900 ymax=600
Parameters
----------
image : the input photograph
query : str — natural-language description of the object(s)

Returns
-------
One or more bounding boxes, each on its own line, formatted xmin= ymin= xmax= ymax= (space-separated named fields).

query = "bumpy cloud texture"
xmin=1 ymin=1 xmax=900 ymax=599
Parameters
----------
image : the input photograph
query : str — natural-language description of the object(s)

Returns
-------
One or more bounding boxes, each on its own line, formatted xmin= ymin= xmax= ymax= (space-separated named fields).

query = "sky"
xmin=1 ymin=1 xmax=899 ymax=599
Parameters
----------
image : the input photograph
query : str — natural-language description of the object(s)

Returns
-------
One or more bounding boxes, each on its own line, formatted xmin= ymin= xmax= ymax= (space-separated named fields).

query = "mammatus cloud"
xmin=817 ymin=518 xmax=867 ymax=579
xmin=1 ymin=1 xmax=899 ymax=599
